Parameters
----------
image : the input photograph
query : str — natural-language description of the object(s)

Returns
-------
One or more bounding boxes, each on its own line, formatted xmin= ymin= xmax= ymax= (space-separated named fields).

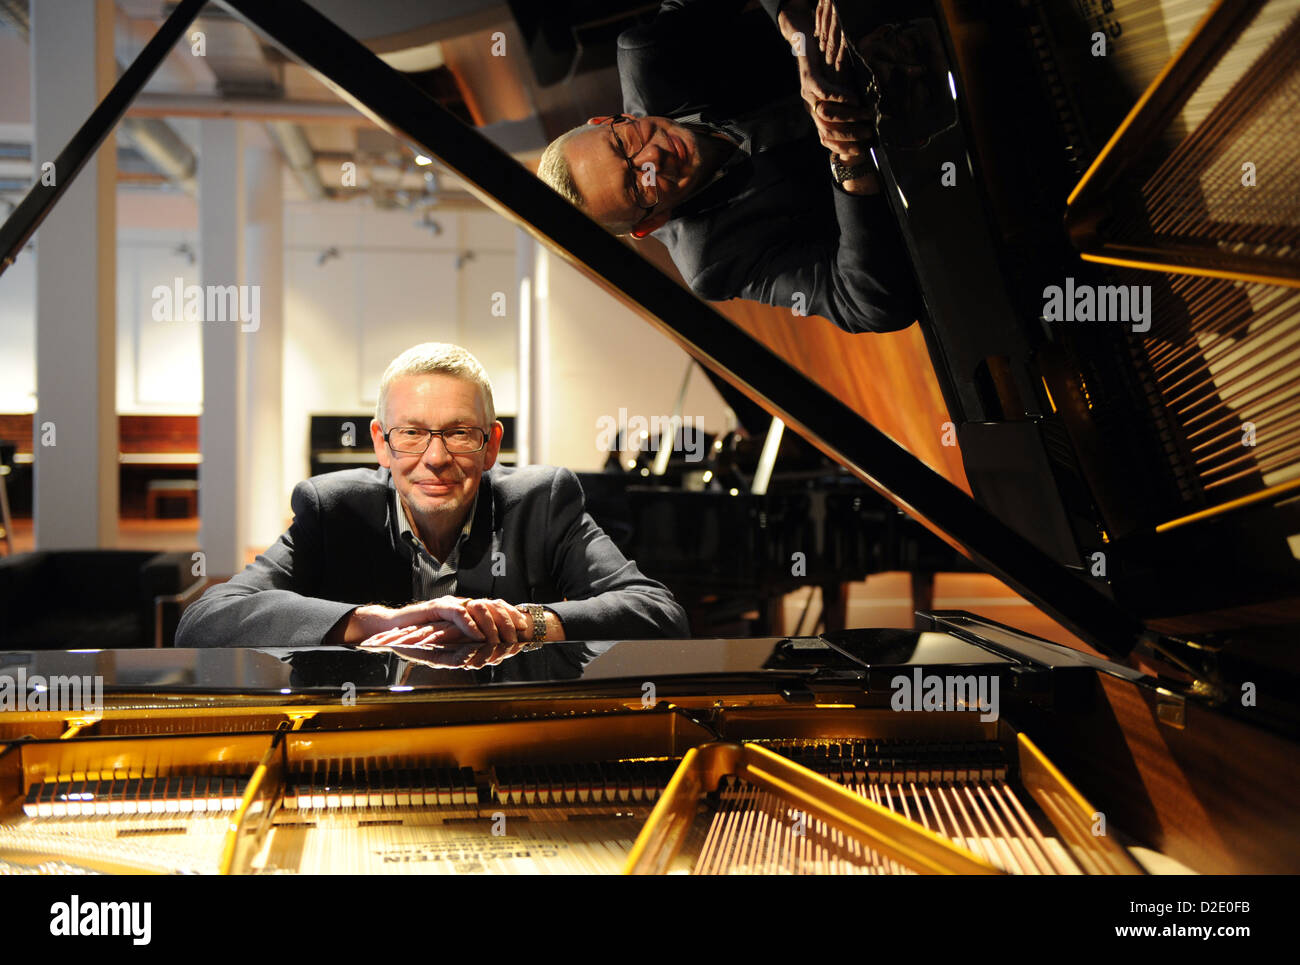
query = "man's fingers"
xmin=800 ymin=69 xmax=827 ymax=108
xmin=460 ymin=640 xmax=497 ymax=669
xmin=406 ymin=597 xmax=482 ymax=640
xmin=389 ymin=625 xmax=441 ymax=647
xmin=804 ymin=79 xmax=853 ymax=111
xmin=488 ymin=600 xmax=517 ymax=644
xmin=501 ymin=600 xmax=528 ymax=642
xmin=472 ymin=644 xmax=497 ymax=669
xmin=823 ymin=138 xmax=867 ymax=159
xmin=825 ymin=3 xmax=840 ymax=68
xmin=391 ymin=642 xmax=473 ymax=669
xmin=464 ymin=600 xmax=501 ymax=644
xmin=816 ymin=100 xmax=870 ymax=122
xmin=467 ymin=641 xmax=500 ymax=669
xmin=817 ymin=124 xmax=873 ymax=146
xmin=410 ymin=626 xmax=465 ymax=648
xmin=359 ymin=624 xmax=431 ymax=648
xmin=482 ymin=638 xmax=527 ymax=668
xmin=376 ymin=600 xmax=532 ymax=662
xmin=829 ymin=6 xmax=848 ymax=73
xmin=507 ymin=603 xmax=531 ymax=635
xmin=468 ymin=598 xmax=527 ymax=644
xmin=815 ymin=121 xmax=873 ymax=147
xmin=360 ymin=623 xmax=456 ymax=650
xmin=357 ymin=627 xmax=403 ymax=647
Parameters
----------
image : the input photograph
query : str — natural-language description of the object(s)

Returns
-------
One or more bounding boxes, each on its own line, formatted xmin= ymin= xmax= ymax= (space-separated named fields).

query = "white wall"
xmin=116 ymin=227 xmax=203 ymax=414
xmin=0 ymin=192 xmax=202 ymax=415
xmin=0 ymin=243 xmax=36 ymax=411
xmin=279 ymin=202 xmax=520 ymax=512
xmin=1 ymin=185 xmax=733 ymax=536
xmin=541 ymin=250 xmax=731 ymax=471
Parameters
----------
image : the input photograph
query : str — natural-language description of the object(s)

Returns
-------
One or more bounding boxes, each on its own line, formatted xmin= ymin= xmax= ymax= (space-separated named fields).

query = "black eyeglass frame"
xmin=382 ymin=426 xmax=489 ymax=455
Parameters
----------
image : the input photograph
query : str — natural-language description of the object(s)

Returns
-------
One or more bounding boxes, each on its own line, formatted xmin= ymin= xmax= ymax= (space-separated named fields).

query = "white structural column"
xmin=198 ymin=120 xmax=246 ymax=576
xmin=242 ymin=130 xmax=283 ymax=550
xmin=31 ymin=0 xmax=118 ymax=549
xmin=515 ymin=227 xmax=548 ymax=466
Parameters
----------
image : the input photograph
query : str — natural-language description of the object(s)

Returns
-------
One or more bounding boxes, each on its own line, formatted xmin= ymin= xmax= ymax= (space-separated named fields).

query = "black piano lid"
xmin=0 ymin=0 xmax=1148 ymax=662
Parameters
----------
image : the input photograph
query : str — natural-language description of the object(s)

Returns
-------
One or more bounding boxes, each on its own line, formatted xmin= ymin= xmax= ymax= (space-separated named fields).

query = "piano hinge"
xmin=1140 ymin=632 xmax=1226 ymax=706
xmin=1155 ymin=687 xmax=1185 ymax=729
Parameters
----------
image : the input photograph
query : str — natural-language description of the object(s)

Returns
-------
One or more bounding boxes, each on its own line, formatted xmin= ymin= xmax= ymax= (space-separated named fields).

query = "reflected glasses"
xmin=608 ymin=114 xmax=659 ymax=213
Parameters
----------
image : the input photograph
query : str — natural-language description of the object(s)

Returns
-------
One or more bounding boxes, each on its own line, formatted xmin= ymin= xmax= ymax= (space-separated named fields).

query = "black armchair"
xmin=0 ymin=550 xmax=206 ymax=649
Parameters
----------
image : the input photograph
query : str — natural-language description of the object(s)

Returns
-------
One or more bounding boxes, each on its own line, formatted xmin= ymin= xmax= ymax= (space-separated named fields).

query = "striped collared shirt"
xmin=392 ymin=482 xmax=477 ymax=602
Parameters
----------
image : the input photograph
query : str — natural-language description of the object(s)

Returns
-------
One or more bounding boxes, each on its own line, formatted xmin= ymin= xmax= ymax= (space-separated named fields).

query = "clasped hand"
xmin=353 ymin=596 xmax=533 ymax=669
xmin=780 ymin=0 xmax=879 ymax=194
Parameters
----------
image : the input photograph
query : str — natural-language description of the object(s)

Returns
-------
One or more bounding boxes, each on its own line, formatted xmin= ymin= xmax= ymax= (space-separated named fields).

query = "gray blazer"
xmin=175 ymin=465 xmax=690 ymax=647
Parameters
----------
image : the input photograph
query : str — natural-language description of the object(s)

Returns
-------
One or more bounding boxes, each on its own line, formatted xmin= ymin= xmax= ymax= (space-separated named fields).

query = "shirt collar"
xmin=674 ymin=115 xmax=748 ymax=176
xmin=652 ymin=118 xmax=748 ymax=226
xmin=390 ymin=476 xmax=476 ymax=564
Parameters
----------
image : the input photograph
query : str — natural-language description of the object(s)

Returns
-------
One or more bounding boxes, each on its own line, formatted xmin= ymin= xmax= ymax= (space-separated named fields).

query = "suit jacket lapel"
xmin=455 ymin=471 xmax=498 ymax=599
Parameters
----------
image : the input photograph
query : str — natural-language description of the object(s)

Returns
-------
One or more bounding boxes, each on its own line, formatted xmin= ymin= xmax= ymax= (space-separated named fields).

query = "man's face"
xmin=370 ymin=374 xmax=502 ymax=527
xmin=565 ymin=115 xmax=706 ymax=230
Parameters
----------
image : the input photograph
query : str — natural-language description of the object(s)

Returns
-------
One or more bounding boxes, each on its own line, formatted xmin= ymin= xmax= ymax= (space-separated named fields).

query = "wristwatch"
xmin=521 ymin=604 xmax=548 ymax=650
xmin=830 ymin=155 xmax=873 ymax=186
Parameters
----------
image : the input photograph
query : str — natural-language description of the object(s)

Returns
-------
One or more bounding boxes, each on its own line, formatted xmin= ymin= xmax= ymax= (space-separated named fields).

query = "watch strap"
xmin=521 ymin=604 xmax=547 ymax=650
xmin=830 ymin=156 xmax=872 ymax=185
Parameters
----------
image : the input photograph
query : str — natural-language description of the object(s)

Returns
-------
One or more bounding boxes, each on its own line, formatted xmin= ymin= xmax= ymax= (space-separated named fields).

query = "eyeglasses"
xmin=607 ymin=114 xmax=659 ymax=214
xmin=383 ymin=426 xmax=487 ymax=455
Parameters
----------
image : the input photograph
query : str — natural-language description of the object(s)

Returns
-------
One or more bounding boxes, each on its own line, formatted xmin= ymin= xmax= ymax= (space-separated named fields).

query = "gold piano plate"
xmin=0 ymin=705 xmax=1157 ymax=875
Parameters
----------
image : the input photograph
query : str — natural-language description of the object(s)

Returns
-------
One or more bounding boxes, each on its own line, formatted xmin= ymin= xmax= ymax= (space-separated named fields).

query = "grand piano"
xmin=578 ymin=367 xmax=976 ymax=637
xmin=0 ymin=0 xmax=1297 ymax=875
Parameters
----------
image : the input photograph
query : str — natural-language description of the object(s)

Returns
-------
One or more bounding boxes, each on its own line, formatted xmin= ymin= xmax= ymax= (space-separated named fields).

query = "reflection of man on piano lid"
xmin=176 ymin=343 xmax=689 ymax=659
xmin=536 ymin=0 xmax=924 ymax=336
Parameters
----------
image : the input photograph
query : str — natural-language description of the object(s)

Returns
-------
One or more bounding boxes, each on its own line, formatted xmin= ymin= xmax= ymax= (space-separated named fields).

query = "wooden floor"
xmin=4 ymin=518 xmax=1086 ymax=651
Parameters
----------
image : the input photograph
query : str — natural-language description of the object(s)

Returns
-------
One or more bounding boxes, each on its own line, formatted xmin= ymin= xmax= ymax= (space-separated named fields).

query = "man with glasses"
xmin=537 ymin=0 xmax=921 ymax=335
xmin=176 ymin=343 xmax=689 ymax=659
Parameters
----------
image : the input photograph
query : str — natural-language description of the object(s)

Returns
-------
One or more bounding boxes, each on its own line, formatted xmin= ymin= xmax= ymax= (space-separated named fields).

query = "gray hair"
xmin=375 ymin=342 xmax=496 ymax=426
xmin=537 ymin=124 xmax=590 ymax=209
xmin=538 ymin=124 xmax=638 ymax=236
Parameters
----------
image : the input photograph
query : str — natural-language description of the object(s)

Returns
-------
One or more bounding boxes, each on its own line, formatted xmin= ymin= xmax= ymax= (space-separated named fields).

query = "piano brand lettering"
xmin=890 ymin=668 xmax=999 ymax=722
xmin=1041 ymin=277 xmax=1151 ymax=333
xmin=0 ymin=670 xmax=102 ymax=713
xmin=49 ymin=895 xmax=151 ymax=946
xmin=594 ymin=409 xmax=705 ymax=463
xmin=151 ymin=277 xmax=261 ymax=332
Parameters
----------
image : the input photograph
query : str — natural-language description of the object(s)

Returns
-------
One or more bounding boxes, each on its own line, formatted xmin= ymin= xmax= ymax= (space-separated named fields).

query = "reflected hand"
xmin=815 ymin=0 xmax=850 ymax=73
xmin=359 ymin=623 xmax=530 ymax=669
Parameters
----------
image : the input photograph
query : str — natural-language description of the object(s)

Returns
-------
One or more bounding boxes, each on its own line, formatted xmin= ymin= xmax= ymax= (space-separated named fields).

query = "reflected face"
xmin=371 ymin=374 xmax=502 ymax=528
xmin=564 ymin=115 xmax=706 ymax=230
